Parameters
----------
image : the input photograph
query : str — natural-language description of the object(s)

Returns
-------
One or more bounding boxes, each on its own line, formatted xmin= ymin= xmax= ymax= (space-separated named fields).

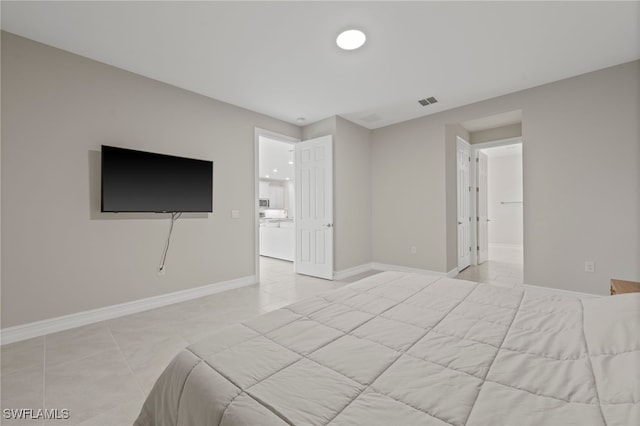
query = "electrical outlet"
xmin=411 ymin=246 xmax=417 ymax=254
xmin=231 ymin=209 xmax=240 ymax=219
xmin=584 ymin=261 xmax=595 ymax=273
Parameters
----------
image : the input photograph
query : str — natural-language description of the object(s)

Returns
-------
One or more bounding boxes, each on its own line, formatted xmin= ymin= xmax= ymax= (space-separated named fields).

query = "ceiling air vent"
xmin=418 ymin=96 xmax=438 ymax=106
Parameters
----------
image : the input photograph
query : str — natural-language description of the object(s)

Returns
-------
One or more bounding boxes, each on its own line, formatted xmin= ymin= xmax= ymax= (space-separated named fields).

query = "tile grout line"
xmin=5 ymin=263 xmax=354 ymax=425
xmin=106 ymin=327 xmax=146 ymax=399
xmin=260 ymin=286 xmax=338 ymax=306
xmin=39 ymin=325 xmax=138 ymax=371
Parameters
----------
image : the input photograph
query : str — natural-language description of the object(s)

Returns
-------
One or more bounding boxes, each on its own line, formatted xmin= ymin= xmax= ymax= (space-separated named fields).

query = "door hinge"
xmin=477 ymin=246 xmax=480 ymax=251
xmin=476 ymin=187 xmax=479 ymax=192
xmin=476 ymin=157 xmax=479 ymax=163
xmin=469 ymin=186 xmax=471 ymax=192
xmin=468 ymin=157 xmax=471 ymax=162
xmin=469 ymin=247 xmax=472 ymax=252
xmin=477 ymin=216 xmax=480 ymax=221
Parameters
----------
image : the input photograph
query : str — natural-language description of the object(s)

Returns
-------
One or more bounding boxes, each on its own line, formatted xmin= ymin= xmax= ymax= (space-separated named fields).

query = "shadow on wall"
xmin=87 ymin=150 xmax=209 ymax=220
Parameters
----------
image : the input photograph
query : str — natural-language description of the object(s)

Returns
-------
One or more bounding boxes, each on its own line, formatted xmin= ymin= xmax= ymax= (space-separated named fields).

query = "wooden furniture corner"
xmin=610 ymin=279 xmax=640 ymax=295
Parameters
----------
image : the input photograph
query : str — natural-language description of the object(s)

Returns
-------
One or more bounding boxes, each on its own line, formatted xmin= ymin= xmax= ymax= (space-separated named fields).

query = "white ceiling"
xmin=2 ymin=1 xmax=639 ymax=129
xmin=259 ymin=137 xmax=295 ymax=181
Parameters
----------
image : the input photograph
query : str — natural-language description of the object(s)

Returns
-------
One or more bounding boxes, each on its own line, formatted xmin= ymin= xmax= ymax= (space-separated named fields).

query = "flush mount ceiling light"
xmin=336 ymin=29 xmax=366 ymax=50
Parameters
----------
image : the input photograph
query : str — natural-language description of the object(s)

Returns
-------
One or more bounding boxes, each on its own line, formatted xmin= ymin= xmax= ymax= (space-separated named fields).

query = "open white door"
xmin=294 ymin=135 xmax=333 ymax=279
xmin=477 ymin=151 xmax=489 ymax=264
xmin=457 ymin=137 xmax=471 ymax=271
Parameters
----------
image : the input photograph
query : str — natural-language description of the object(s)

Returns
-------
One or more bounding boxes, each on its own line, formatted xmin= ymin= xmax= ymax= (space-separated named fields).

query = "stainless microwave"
xmin=259 ymin=198 xmax=270 ymax=207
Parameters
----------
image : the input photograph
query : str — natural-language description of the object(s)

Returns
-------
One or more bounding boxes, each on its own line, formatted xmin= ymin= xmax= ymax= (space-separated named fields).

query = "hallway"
xmin=455 ymin=259 xmax=523 ymax=288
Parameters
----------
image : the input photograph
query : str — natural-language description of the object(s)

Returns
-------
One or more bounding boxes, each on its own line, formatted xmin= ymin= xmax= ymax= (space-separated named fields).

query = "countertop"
xmin=260 ymin=218 xmax=294 ymax=228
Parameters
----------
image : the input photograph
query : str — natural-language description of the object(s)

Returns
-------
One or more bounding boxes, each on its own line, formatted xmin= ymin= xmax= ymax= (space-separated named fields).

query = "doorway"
xmin=254 ymin=129 xmax=299 ymax=283
xmin=476 ymin=142 xmax=523 ymax=266
xmin=456 ymin=137 xmax=472 ymax=272
xmin=254 ymin=130 xmax=335 ymax=283
xmin=457 ymin=138 xmax=524 ymax=287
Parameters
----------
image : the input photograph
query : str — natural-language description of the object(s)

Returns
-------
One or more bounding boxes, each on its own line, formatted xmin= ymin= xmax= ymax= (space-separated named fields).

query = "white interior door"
xmin=477 ymin=151 xmax=489 ymax=264
xmin=295 ymin=135 xmax=333 ymax=279
xmin=457 ymin=138 xmax=471 ymax=271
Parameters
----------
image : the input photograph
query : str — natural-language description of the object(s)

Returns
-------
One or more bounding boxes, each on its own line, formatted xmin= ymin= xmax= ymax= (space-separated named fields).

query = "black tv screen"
xmin=101 ymin=145 xmax=213 ymax=213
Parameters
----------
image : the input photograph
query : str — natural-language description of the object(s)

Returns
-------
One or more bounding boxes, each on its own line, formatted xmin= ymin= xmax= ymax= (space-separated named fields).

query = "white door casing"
xmin=254 ymin=128 xmax=301 ymax=283
xmin=295 ymin=135 xmax=333 ymax=280
xmin=477 ymin=151 xmax=489 ymax=264
xmin=457 ymin=137 xmax=471 ymax=271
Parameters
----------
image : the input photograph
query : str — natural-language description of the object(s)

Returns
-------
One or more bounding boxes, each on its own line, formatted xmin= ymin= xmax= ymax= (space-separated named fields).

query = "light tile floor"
xmin=2 ymin=256 xmax=527 ymax=426
xmin=455 ymin=259 xmax=524 ymax=288
xmin=1 ymin=257 xmax=377 ymax=426
xmin=454 ymin=245 xmax=524 ymax=288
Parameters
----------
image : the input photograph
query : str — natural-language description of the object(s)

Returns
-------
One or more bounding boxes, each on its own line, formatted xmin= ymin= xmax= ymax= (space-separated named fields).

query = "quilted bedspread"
xmin=135 ymin=272 xmax=640 ymax=426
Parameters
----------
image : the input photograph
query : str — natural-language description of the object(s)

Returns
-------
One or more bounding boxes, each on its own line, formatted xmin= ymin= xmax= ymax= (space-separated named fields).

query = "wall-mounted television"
xmin=101 ymin=145 xmax=213 ymax=213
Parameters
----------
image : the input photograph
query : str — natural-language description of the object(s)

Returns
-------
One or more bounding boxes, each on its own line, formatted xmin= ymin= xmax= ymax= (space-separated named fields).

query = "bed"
xmin=135 ymin=271 xmax=639 ymax=426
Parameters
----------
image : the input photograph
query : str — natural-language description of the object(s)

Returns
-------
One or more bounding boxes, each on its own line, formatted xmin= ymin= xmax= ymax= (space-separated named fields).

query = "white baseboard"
xmin=333 ymin=263 xmax=374 ymax=281
xmin=0 ymin=275 xmax=257 ymax=345
xmin=370 ymin=263 xmax=601 ymax=299
xmin=489 ymin=243 xmax=523 ymax=250
xmin=371 ymin=262 xmax=448 ymax=277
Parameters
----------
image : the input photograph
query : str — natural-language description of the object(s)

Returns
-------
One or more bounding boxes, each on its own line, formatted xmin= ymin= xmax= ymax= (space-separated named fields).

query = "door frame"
xmin=469 ymin=136 xmax=523 ymax=266
xmin=476 ymin=149 xmax=489 ymax=264
xmin=456 ymin=136 xmax=472 ymax=271
xmin=254 ymin=128 xmax=300 ymax=283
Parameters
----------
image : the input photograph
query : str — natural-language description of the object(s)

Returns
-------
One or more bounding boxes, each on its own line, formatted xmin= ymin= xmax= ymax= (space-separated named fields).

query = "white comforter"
xmin=135 ymin=272 xmax=640 ymax=426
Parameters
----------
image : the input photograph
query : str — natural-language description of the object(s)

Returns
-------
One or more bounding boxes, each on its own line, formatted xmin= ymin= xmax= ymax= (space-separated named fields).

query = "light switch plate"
xmin=584 ymin=261 xmax=595 ymax=273
xmin=231 ymin=210 xmax=240 ymax=219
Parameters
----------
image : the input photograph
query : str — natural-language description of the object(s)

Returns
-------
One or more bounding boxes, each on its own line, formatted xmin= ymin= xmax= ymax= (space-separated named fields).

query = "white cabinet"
xmin=259 ymin=181 xmax=270 ymax=198
xmin=268 ymin=184 xmax=285 ymax=209
xmin=285 ymin=181 xmax=295 ymax=216
xmin=259 ymin=181 xmax=286 ymax=209
xmin=259 ymin=224 xmax=294 ymax=261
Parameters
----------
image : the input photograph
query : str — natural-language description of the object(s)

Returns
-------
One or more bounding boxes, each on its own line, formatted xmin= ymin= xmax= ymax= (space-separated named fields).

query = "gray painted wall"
xmin=302 ymin=116 xmax=373 ymax=273
xmin=3 ymin=31 xmax=638 ymax=329
xmin=1 ymin=33 xmax=301 ymax=327
xmin=334 ymin=117 xmax=372 ymax=271
xmin=302 ymin=116 xmax=335 ymax=141
xmin=372 ymin=60 xmax=640 ymax=295
xmin=470 ymin=123 xmax=522 ymax=144
xmin=372 ymin=118 xmax=448 ymax=271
